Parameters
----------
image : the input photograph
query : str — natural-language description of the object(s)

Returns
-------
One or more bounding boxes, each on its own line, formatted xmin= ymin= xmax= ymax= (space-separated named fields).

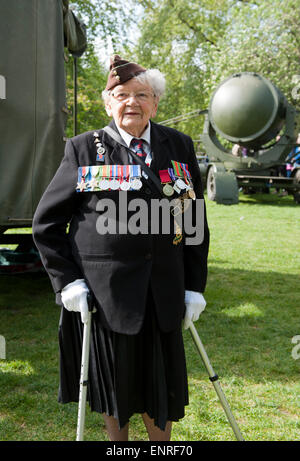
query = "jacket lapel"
xmin=150 ymin=122 xmax=172 ymax=172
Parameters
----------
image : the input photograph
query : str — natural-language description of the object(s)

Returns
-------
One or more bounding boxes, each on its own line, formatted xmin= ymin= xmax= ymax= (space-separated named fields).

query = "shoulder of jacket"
xmin=152 ymin=121 xmax=192 ymax=142
xmin=68 ymin=130 xmax=98 ymax=145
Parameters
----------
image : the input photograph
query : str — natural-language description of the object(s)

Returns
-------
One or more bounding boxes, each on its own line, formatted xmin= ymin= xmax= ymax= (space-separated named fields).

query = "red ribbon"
xmin=159 ymin=169 xmax=171 ymax=183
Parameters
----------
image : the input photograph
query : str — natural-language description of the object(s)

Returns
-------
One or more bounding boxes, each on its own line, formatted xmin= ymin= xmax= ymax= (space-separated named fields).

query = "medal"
xmin=168 ymin=167 xmax=176 ymax=182
xmin=110 ymin=179 xmax=120 ymax=190
xmin=99 ymin=179 xmax=109 ymax=189
xmin=96 ymin=146 xmax=105 ymax=162
xmin=88 ymin=166 xmax=100 ymax=191
xmin=171 ymin=162 xmax=187 ymax=192
xmin=163 ymin=184 xmax=174 ymax=196
xmin=109 ymin=165 xmax=120 ymax=190
xmin=173 ymin=182 xmax=181 ymax=194
xmin=130 ymin=165 xmax=143 ymax=190
xmin=167 ymin=166 xmax=181 ymax=193
xmin=89 ymin=177 xmax=99 ymax=190
xmin=120 ymin=180 xmax=131 ymax=190
xmin=175 ymin=178 xmax=187 ymax=190
xmin=159 ymin=169 xmax=174 ymax=197
xmin=131 ymin=178 xmax=143 ymax=190
xmin=76 ymin=166 xmax=87 ymax=192
xmin=187 ymin=188 xmax=196 ymax=200
xmin=77 ymin=180 xmax=86 ymax=192
xmin=171 ymin=160 xmax=184 ymax=178
xmin=97 ymin=146 xmax=105 ymax=155
xmin=93 ymin=131 xmax=105 ymax=162
xmin=119 ymin=165 xmax=131 ymax=191
xmin=180 ymin=162 xmax=191 ymax=180
xmin=98 ymin=165 xmax=109 ymax=189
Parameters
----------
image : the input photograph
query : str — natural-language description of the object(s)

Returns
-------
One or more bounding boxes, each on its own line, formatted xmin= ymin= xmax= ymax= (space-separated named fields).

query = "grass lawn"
xmin=0 ymin=192 xmax=299 ymax=441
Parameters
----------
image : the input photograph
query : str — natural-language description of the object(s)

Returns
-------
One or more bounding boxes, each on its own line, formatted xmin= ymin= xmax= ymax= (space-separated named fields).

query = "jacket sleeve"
xmin=183 ymin=136 xmax=210 ymax=293
xmin=32 ymin=138 xmax=83 ymax=295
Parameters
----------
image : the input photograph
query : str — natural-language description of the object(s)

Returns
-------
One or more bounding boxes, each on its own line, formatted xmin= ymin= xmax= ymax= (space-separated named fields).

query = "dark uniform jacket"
xmin=32 ymin=120 xmax=209 ymax=334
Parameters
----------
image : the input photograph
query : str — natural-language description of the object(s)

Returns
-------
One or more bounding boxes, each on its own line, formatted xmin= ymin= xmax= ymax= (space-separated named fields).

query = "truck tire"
xmin=207 ymin=167 xmax=217 ymax=201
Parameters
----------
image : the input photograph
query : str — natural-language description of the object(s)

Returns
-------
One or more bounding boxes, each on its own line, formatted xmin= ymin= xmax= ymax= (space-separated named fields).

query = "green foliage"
xmin=130 ymin=0 xmax=300 ymax=139
xmin=63 ymin=1 xmax=300 ymax=141
xmin=64 ymin=0 xmax=136 ymax=136
xmin=64 ymin=45 xmax=110 ymax=137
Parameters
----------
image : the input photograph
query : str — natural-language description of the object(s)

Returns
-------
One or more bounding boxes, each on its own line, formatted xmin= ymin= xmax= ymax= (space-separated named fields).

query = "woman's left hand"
xmin=183 ymin=291 xmax=206 ymax=330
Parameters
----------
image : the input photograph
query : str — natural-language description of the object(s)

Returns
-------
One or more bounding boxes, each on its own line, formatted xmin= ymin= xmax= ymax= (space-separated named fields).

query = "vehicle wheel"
xmin=207 ymin=168 xmax=216 ymax=201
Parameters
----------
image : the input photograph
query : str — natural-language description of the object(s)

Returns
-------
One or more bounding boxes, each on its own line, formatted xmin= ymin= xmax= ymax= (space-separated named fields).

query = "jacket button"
xmin=145 ymin=253 xmax=152 ymax=260
xmin=145 ymin=188 xmax=151 ymax=194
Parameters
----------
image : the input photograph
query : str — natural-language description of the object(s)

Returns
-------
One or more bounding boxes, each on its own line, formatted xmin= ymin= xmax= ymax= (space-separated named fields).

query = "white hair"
xmin=102 ymin=68 xmax=166 ymax=102
xmin=134 ymin=69 xmax=166 ymax=98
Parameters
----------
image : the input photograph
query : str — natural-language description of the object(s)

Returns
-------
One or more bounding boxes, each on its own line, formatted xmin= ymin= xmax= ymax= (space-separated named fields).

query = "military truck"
xmin=200 ymin=72 xmax=300 ymax=204
xmin=0 ymin=0 xmax=86 ymax=271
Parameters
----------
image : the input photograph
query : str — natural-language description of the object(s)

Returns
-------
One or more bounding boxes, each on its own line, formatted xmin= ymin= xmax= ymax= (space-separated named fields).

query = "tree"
xmin=64 ymin=0 xmax=135 ymax=136
xmin=131 ymin=0 xmax=300 ymax=139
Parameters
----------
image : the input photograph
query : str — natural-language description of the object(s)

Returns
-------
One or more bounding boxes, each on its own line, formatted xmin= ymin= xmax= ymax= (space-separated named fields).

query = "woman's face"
xmin=105 ymin=78 xmax=159 ymax=137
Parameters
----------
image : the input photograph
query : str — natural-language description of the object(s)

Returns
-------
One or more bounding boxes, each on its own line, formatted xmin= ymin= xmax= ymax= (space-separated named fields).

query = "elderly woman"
xmin=33 ymin=55 xmax=210 ymax=441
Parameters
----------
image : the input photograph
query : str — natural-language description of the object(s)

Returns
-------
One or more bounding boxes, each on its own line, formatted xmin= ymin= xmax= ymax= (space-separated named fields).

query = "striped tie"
xmin=131 ymin=138 xmax=147 ymax=161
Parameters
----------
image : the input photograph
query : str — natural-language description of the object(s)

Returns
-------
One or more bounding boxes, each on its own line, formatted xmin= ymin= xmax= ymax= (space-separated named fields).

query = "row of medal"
xmin=159 ymin=161 xmax=196 ymax=200
xmin=76 ymin=165 xmax=143 ymax=192
xmin=76 ymin=160 xmax=196 ymax=199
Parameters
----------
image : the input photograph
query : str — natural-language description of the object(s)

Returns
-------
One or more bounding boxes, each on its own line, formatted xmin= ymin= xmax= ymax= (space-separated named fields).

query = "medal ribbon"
xmin=103 ymin=164 xmax=109 ymax=178
xmin=111 ymin=164 xmax=118 ymax=178
xmin=98 ymin=165 xmax=104 ymax=178
xmin=171 ymin=161 xmax=183 ymax=177
xmin=130 ymin=164 xmax=141 ymax=178
xmin=168 ymin=168 xmax=176 ymax=182
xmin=159 ymin=169 xmax=171 ymax=183
xmin=181 ymin=162 xmax=191 ymax=179
xmin=122 ymin=165 xmax=130 ymax=179
xmin=117 ymin=165 xmax=123 ymax=178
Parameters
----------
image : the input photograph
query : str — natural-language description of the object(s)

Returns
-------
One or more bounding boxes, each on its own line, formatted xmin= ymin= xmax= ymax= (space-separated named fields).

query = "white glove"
xmin=183 ymin=291 xmax=206 ymax=330
xmin=61 ymin=279 xmax=90 ymax=324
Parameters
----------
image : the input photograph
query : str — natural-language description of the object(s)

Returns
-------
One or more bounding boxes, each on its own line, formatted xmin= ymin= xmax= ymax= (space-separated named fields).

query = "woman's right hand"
xmin=61 ymin=279 xmax=90 ymax=324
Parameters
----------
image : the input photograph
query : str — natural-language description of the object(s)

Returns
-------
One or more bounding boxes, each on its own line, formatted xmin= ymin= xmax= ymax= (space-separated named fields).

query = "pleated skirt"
xmin=58 ymin=289 xmax=189 ymax=431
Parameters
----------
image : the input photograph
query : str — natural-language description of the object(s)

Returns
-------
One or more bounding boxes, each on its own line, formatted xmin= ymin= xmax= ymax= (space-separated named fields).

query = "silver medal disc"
xmin=120 ymin=181 xmax=131 ymax=191
xmin=99 ymin=179 xmax=109 ymax=190
xmin=109 ymin=179 xmax=120 ymax=190
xmin=130 ymin=178 xmax=143 ymax=190
xmin=175 ymin=178 xmax=187 ymax=190
xmin=163 ymin=183 xmax=174 ymax=196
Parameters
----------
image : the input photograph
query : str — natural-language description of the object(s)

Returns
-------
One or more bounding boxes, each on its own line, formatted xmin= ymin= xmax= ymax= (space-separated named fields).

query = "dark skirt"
xmin=58 ymin=289 xmax=189 ymax=431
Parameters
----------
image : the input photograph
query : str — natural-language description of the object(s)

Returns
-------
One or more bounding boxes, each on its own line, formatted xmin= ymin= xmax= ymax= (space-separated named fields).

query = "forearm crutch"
xmin=189 ymin=323 xmax=245 ymax=441
xmin=76 ymin=306 xmax=92 ymax=441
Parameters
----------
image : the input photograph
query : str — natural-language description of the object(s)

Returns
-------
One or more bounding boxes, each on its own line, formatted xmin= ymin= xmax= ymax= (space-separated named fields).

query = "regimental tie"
xmin=130 ymin=138 xmax=147 ymax=161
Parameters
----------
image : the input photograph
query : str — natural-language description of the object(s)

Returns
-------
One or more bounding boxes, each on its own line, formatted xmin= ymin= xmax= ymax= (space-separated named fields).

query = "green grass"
xmin=0 ymin=192 xmax=299 ymax=441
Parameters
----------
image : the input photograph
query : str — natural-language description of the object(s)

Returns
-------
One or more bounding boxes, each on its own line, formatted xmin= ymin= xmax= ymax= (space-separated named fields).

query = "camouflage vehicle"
xmin=0 ymin=0 xmax=86 ymax=270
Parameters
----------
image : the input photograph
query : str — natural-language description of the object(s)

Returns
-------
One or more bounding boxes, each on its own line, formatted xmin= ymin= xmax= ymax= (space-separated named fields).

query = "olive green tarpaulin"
xmin=0 ymin=0 xmax=87 ymax=228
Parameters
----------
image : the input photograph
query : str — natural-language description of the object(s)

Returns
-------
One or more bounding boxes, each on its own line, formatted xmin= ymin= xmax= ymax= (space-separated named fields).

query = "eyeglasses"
xmin=111 ymin=91 xmax=155 ymax=102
